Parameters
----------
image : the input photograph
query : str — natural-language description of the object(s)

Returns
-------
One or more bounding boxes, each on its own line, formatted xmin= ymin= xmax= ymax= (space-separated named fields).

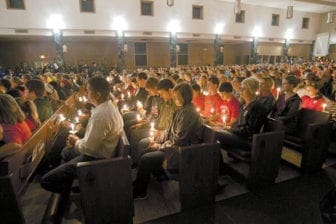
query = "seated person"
xmin=40 ymin=76 xmax=124 ymax=195
xmin=129 ymin=79 xmax=176 ymax=166
xmin=257 ymin=76 xmax=276 ymax=114
xmin=202 ymin=76 xmax=222 ymax=117
xmin=0 ymin=124 xmax=21 ymax=159
xmin=26 ymin=79 xmax=54 ymax=122
xmin=209 ymin=82 xmax=241 ymax=127
xmin=301 ymin=82 xmax=326 ymax=112
xmin=0 ymin=94 xmax=32 ymax=145
xmin=191 ymin=83 xmax=205 ymax=112
xmin=133 ymin=82 xmax=203 ymax=199
xmin=270 ymin=75 xmax=301 ymax=134
xmin=16 ymin=98 xmax=41 ymax=131
xmin=216 ymin=77 xmax=268 ymax=153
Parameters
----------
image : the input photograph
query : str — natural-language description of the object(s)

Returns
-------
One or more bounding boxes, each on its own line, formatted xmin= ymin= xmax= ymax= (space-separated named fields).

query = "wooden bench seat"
xmin=223 ymin=131 xmax=285 ymax=189
xmin=265 ymin=109 xmax=332 ymax=173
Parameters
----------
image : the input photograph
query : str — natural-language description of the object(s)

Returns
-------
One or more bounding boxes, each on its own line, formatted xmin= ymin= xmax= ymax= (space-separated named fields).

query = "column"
xmin=283 ymin=39 xmax=290 ymax=62
xmin=53 ymin=30 xmax=64 ymax=70
xmin=214 ymin=34 xmax=223 ymax=66
xmin=117 ymin=32 xmax=125 ymax=72
xmin=309 ymin=40 xmax=315 ymax=62
xmin=169 ymin=33 xmax=177 ymax=67
xmin=250 ymin=37 xmax=258 ymax=64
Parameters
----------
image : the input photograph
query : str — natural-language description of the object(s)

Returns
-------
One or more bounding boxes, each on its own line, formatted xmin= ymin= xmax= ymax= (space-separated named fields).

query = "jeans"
xmin=129 ymin=129 xmax=151 ymax=165
xmin=40 ymin=147 xmax=97 ymax=194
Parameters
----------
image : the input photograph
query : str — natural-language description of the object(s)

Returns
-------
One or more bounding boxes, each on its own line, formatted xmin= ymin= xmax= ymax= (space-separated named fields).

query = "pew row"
xmin=221 ymin=130 xmax=285 ymax=189
xmin=265 ymin=109 xmax=332 ymax=173
xmin=0 ymin=94 xmax=79 ymax=224
xmin=75 ymin=130 xmax=133 ymax=224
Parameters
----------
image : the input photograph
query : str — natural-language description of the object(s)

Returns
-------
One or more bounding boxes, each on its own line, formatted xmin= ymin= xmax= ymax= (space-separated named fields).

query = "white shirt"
xmin=75 ymin=100 xmax=124 ymax=158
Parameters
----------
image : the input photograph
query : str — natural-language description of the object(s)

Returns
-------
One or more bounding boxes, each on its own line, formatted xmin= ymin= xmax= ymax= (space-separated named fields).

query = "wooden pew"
xmin=265 ymin=109 xmax=331 ymax=173
xmin=0 ymin=93 xmax=80 ymax=224
xmin=222 ymin=130 xmax=285 ymax=189
xmin=169 ymin=125 xmax=220 ymax=210
xmin=76 ymin=130 xmax=134 ymax=224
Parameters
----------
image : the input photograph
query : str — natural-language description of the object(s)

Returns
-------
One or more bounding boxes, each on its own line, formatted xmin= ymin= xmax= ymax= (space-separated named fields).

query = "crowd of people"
xmin=0 ymin=60 xmax=335 ymax=201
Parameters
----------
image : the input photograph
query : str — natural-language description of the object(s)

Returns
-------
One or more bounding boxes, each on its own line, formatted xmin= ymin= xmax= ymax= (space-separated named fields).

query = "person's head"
xmin=305 ymin=82 xmax=320 ymax=98
xmin=173 ymin=82 xmax=193 ymax=107
xmin=26 ymin=79 xmax=45 ymax=99
xmin=231 ymin=77 xmax=243 ymax=92
xmin=191 ymin=83 xmax=201 ymax=97
xmin=136 ymin=72 xmax=148 ymax=87
xmin=282 ymin=75 xmax=299 ymax=93
xmin=0 ymin=79 xmax=11 ymax=92
xmin=303 ymin=72 xmax=315 ymax=86
xmin=259 ymin=76 xmax=274 ymax=94
xmin=157 ymin=78 xmax=174 ymax=101
xmin=241 ymin=77 xmax=259 ymax=101
xmin=145 ymin=77 xmax=159 ymax=96
xmin=0 ymin=94 xmax=25 ymax=124
xmin=197 ymin=75 xmax=207 ymax=86
xmin=11 ymin=76 xmax=23 ymax=89
xmin=87 ymin=75 xmax=111 ymax=105
xmin=22 ymin=74 xmax=32 ymax=85
xmin=207 ymin=76 xmax=220 ymax=94
xmin=218 ymin=82 xmax=233 ymax=101
xmin=16 ymin=98 xmax=41 ymax=127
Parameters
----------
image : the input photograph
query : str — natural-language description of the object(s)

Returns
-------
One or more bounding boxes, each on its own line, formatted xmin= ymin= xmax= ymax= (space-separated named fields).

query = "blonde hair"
xmin=0 ymin=94 xmax=26 ymax=124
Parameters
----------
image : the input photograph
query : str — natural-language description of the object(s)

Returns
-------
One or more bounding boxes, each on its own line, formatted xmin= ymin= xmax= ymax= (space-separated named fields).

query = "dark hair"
xmin=145 ymin=77 xmax=159 ymax=89
xmin=218 ymin=82 xmax=233 ymax=93
xmin=191 ymin=83 xmax=201 ymax=92
xmin=157 ymin=79 xmax=174 ymax=91
xmin=137 ymin=72 xmax=148 ymax=80
xmin=26 ymin=79 xmax=45 ymax=97
xmin=87 ymin=76 xmax=111 ymax=100
xmin=173 ymin=82 xmax=193 ymax=106
xmin=285 ymin=75 xmax=299 ymax=88
xmin=208 ymin=76 xmax=219 ymax=86
xmin=0 ymin=79 xmax=11 ymax=91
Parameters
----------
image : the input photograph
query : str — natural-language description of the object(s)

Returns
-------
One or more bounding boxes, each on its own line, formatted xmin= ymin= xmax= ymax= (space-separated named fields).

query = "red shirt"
xmin=203 ymin=94 xmax=223 ymax=116
xmin=192 ymin=94 xmax=205 ymax=112
xmin=2 ymin=121 xmax=32 ymax=144
xmin=301 ymin=95 xmax=325 ymax=112
xmin=218 ymin=96 xmax=241 ymax=124
xmin=25 ymin=118 xmax=37 ymax=131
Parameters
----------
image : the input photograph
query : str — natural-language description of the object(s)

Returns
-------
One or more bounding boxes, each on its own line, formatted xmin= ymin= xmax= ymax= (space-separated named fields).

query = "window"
xmin=271 ymin=14 xmax=280 ymax=26
xmin=192 ymin=5 xmax=203 ymax=20
xmin=177 ymin=44 xmax=188 ymax=65
xmin=302 ymin=17 xmax=310 ymax=29
xmin=134 ymin=43 xmax=147 ymax=66
xmin=235 ymin=10 xmax=245 ymax=23
xmin=80 ymin=0 xmax=95 ymax=13
xmin=6 ymin=0 xmax=25 ymax=9
xmin=141 ymin=1 xmax=153 ymax=16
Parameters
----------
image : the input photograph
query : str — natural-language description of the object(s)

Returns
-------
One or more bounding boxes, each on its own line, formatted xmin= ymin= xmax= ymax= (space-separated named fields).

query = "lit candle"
xmin=121 ymin=93 xmax=125 ymax=100
xmin=75 ymin=116 xmax=79 ymax=123
xmin=79 ymin=96 xmax=83 ymax=102
xmin=106 ymin=77 xmax=110 ymax=82
xmin=136 ymin=113 xmax=141 ymax=121
xmin=69 ymin=123 xmax=77 ymax=134
xmin=127 ymin=91 xmax=131 ymax=98
xmin=136 ymin=101 xmax=143 ymax=110
xmin=122 ymin=104 xmax=129 ymax=112
xmin=113 ymin=86 xmax=117 ymax=91
xmin=255 ymin=91 xmax=260 ymax=96
xmin=203 ymin=91 xmax=209 ymax=96
xmin=210 ymin=108 xmax=215 ymax=115
xmin=276 ymin=87 xmax=281 ymax=99
xmin=222 ymin=115 xmax=227 ymax=127
xmin=150 ymin=122 xmax=155 ymax=130
xmin=77 ymin=109 xmax=83 ymax=116
xmin=322 ymin=103 xmax=327 ymax=112
xmin=196 ymin=107 xmax=200 ymax=113
xmin=82 ymin=96 xmax=88 ymax=102
xmin=59 ymin=114 xmax=66 ymax=122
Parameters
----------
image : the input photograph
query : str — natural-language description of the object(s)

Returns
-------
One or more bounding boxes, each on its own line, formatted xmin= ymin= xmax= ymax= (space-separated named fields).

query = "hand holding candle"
xmin=322 ymin=103 xmax=327 ymax=112
xmin=69 ymin=123 xmax=77 ymax=135
xmin=59 ymin=114 xmax=66 ymax=122
xmin=222 ymin=115 xmax=227 ymax=128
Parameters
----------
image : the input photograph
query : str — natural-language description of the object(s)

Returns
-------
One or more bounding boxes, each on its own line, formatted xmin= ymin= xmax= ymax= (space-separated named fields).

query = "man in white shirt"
xmin=41 ymin=76 xmax=124 ymax=194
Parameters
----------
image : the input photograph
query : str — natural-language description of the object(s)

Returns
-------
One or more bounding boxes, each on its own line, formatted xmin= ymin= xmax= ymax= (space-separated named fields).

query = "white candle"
xmin=196 ymin=107 xmax=200 ymax=113
xmin=222 ymin=115 xmax=227 ymax=127
xmin=78 ymin=96 xmax=83 ymax=102
xmin=123 ymin=104 xmax=129 ymax=112
xmin=121 ymin=93 xmax=125 ymax=100
xmin=69 ymin=123 xmax=77 ymax=134
xmin=322 ymin=103 xmax=327 ymax=112
xmin=59 ymin=114 xmax=66 ymax=122
xmin=255 ymin=91 xmax=260 ymax=96
xmin=150 ymin=122 xmax=155 ymax=130
xmin=75 ymin=117 xmax=79 ymax=123
xmin=203 ymin=91 xmax=209 ymax=96
xmin=136 ymin=101 xmax=143 ymax=110
xmin=210 ymin=108 xmax=215 ymax=115
xmin=276 ymin=87 xmax=281 ymax=99
xmin=82 ymin=96 xmax=88 ymax=102
xmin=136 ymin=113 xmax=141 ymax=121
xmin=77 ymin=109 xmax=83 ymax=116
xmin=127 ymin=91 xmax=131 ymax=98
